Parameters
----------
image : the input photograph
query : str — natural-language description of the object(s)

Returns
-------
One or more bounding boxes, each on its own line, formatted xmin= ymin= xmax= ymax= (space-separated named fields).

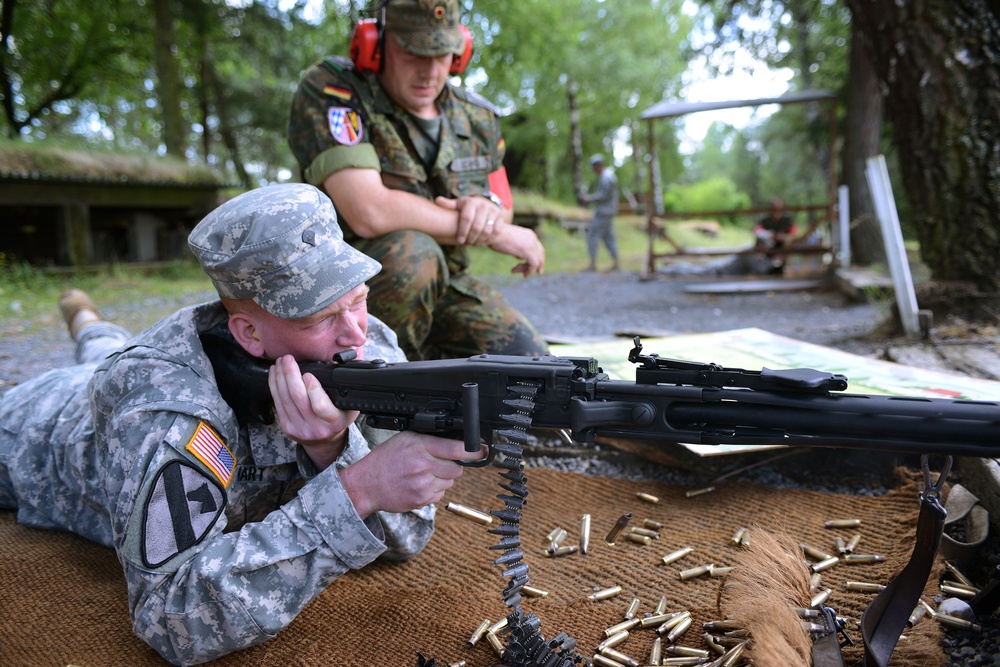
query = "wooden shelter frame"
xmin=639 ymin=90 xmax=840 ymax=277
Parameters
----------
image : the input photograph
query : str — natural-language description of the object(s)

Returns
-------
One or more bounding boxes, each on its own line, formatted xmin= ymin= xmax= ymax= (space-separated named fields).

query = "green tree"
xmin=845 ymin=0 xmax=1000 ymax=299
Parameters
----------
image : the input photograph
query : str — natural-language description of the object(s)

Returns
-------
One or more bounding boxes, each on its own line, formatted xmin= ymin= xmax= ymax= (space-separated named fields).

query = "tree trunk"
xmin=153 ymin=0 xmax=185 ymax=158
xmin=842 ymin=17 xmax=885 ymax=266
xmin=845 ymin=0 xmax=1000 ymax=296
xmin=567 ymin=79 xmax=584 ymax=202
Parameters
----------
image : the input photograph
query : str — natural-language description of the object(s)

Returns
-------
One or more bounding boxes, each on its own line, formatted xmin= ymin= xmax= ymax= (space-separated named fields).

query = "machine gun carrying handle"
xmin=458 ymin=382 xmax=494 ymax=468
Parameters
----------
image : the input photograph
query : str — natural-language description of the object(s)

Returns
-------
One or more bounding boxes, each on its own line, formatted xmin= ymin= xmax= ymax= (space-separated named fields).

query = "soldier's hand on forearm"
xmin=435 ymin=195 xmax=504 ymax=247
xmin=269 ymin=355 xmax=359 ymax=469
xmin=488 ymin=223 xmax=546 ymax=277
xmin=339 ymin=432 xmax=484 ymax=517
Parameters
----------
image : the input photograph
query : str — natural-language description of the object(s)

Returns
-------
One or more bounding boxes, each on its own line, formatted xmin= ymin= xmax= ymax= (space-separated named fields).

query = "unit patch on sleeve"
xmin=185 ymin=421 xmax=236 ymax=487
xmin=328 ymin=107 xmax=363 ymax=145
xmin=141 ymin=460 xmax=225 ymax=568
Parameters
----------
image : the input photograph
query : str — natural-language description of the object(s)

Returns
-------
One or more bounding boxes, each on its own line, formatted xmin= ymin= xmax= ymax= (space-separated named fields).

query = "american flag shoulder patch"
xmin=185 ymin=422 xmax=236 ymax=487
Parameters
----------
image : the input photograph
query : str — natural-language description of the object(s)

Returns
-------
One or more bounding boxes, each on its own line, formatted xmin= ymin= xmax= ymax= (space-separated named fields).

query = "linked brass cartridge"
xmin=604 ymin=513 xmax=632 ymax=546
xmin=444 ymin=502 xmax=492 ymax=525
xmin=589 ymin=585 xmax=623 ymax=601
xmin=661 ymin=546 xmax=694 ymax=566
xmin=521 ymin=585 xmax=550 ymax=598
xmin=485 ymin=631 xmax=504 ymax=658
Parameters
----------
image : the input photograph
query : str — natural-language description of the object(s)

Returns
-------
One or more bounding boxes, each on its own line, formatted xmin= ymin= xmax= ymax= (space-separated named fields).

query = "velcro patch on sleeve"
xmin=141 ymin=460 xmax=225 ymax=568
xmin=185 ymin=421 xmax=236 ymax=487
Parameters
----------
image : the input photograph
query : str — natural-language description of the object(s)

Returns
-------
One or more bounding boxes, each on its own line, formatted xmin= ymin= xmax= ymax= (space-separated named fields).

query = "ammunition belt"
xmin=488 ymin=381 xmax=589 ymax=667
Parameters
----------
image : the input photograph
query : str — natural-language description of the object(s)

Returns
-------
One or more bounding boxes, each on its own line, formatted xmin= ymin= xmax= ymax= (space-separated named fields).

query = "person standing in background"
xmin=580 ymin=153 xmax=620 ymax=272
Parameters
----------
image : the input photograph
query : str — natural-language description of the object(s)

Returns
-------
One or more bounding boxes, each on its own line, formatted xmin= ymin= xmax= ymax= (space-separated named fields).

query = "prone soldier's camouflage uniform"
xmin=0 ymin=185 xmax=433 ymax=666
xmin=287 ymin=0 xmax=547 ymax=360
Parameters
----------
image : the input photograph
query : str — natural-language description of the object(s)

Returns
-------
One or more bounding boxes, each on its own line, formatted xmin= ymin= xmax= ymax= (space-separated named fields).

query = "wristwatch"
xmin=481 ymin=191 xmax=504 ymax=208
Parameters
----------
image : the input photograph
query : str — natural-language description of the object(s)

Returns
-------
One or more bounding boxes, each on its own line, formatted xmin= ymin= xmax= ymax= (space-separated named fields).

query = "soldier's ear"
xmin=228 ymin=313 xmax=266 ymax=358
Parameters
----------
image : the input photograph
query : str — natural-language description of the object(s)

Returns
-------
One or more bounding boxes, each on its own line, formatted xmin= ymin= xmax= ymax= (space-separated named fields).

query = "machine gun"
xmin=202 ymin=329 xmax=1000 ymax=462
xmin=202 ymin=328 xmax=999 ymax=667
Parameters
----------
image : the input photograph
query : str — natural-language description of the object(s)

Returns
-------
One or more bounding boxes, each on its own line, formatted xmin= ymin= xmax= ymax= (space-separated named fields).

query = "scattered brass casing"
xmin=654 ymin=595 xmax=669 ymax=615
xmin=636 ymin=492 xmax=660 ymax=504
xmin=809 ymin=572 xmax=822 ymax=592
xmin=596 ymin=630 xmax=629 ymax=652
xmin=710 ymin=565 xmax=734 ymax=577
xmin=661 ymin=546 xmax=694 ymax=566
xmin=545 ymin=526 xmax=565 ymax=544
xmin=599 ymin=646 xmax=640 ymax=667
xmin=811 ymin=556 xmax=840 ymax=573
xmin=664 ymin=615 xmax=693 ymax=643
xmin=940 ymin=583 xmax=978 ymax=599
xmin=547 ymin=527 xmax=568 ymax=548
xmin=907 ymin=604 xmax=927 ymax=627
xmin=640 ymin=611 xmax=682 ymax=628
xmin=604 ymin=513 xmax=633 ymax=546
xmin=592 ymin=654 xmax=627 ymax=667
xmin=487 ymin=617 xmax=508 ymax=635
xmin=629 ymin=527 xmax=660 ymax=539
xmin=844 ymin=554 xmax=886 ymax=563
xmin=685 ymin=486 xmax=715 ymax=498
xmin=444 ymin=502 xmax=492 ymax=525
xmin=678 ymin=564 xmax=714 ymax=581
xmin=624 ymin=597 xmax=641 ymax=620
xmin=467 ymin=618 xmax=490 ymax=646
xmin=933 ymin=612 xmax=982 ymax=632
xmin=644 ymin=518 xmax=663 ymax=530
xmin=545 ymin=545 xmax=579 ymax=558
xmin=662 ymin=658 xmax=707 ymax=666
xmin=666 ymin=646 xmax=711 ymax=658
xmin=846 ymin=581 xmax=886 ymax=593
xmin=824 ymin=518 xmax=862 ymax=528
xmin=811 ymin=588 xmax=833 ymax=607
xmin=648 ymin=636 xmax=662 ymax=666
xmin=944 ymin=561 xmax=975 ymax=588
xmin=603 ymin=618 xmax=641 ymax=637
xmin=580 ymin=514 xmax=591 ymax=555
xmin=625 ymin=533 xmax=651 ymax=546
xmin=731 ymin=527 xmax=747 ymax=545
xmin=846 ymin=533 xmax=862 ymax=553
xmin=801 ymin=544 xmax=834 ymax=561
xmin=656 ymin=611 xmax=692 ymax=635
xmin=589 ymin=585 xmax=623 ymax=602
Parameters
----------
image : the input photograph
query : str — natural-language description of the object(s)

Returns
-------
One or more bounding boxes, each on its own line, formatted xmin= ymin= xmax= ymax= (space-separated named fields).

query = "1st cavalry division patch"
xmin=328 ymin=107 xmax=363 ymax=145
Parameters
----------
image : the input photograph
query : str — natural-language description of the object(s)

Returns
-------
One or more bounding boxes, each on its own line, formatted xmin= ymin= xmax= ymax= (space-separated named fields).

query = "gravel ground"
xmin=1 ymin=270 xmax=996 ymax=663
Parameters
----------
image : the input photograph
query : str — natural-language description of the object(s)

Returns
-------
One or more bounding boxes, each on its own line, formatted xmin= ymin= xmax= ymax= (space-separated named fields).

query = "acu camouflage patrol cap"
xmin=188 ymin=184 xmax=381 ymax=319
xmin=384 ymin=0 xmax=466 ymax=57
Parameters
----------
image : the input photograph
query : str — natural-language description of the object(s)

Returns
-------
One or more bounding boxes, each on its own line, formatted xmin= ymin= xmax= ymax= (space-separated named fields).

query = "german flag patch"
xmin=185 ymin=422 xmax=236 ymax=487
xmin=323 ymin=85 xmax=352 ymax=102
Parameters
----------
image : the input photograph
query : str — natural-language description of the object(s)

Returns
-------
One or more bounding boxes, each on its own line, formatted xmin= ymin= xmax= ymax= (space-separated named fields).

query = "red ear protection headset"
xmin=349 ymin=5 xmax=473 ymax=75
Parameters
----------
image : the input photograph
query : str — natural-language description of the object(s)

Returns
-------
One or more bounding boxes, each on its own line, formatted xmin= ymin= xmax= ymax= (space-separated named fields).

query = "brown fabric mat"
xmin=0 ymin=465 xmax=944 ymax=667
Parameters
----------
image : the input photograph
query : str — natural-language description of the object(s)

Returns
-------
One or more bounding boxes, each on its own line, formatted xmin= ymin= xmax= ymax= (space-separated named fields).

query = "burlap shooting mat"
xmin=0 ymin=465 xmax=947 ymax=667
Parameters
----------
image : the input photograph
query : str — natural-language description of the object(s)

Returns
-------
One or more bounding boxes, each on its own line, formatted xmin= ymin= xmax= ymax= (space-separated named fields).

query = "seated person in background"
xmin=755 ymin=197 xmax=798 ymax=274
xmin=287 ymin=0 xmax=547 ymax=361
xmin=0 ymin=183 xmax=477 ymax=666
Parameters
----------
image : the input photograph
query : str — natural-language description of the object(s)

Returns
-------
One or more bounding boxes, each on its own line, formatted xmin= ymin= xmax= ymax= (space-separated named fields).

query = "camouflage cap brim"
xmin=384 ymin=0 xmax=465 ymax=57
xmin=386 ymin=27 xmax=465 ymax=58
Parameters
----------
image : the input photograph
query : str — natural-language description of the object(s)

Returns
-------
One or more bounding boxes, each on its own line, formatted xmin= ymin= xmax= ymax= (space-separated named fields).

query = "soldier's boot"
xmin=59 ymin=288 xmax=102 ymax=339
